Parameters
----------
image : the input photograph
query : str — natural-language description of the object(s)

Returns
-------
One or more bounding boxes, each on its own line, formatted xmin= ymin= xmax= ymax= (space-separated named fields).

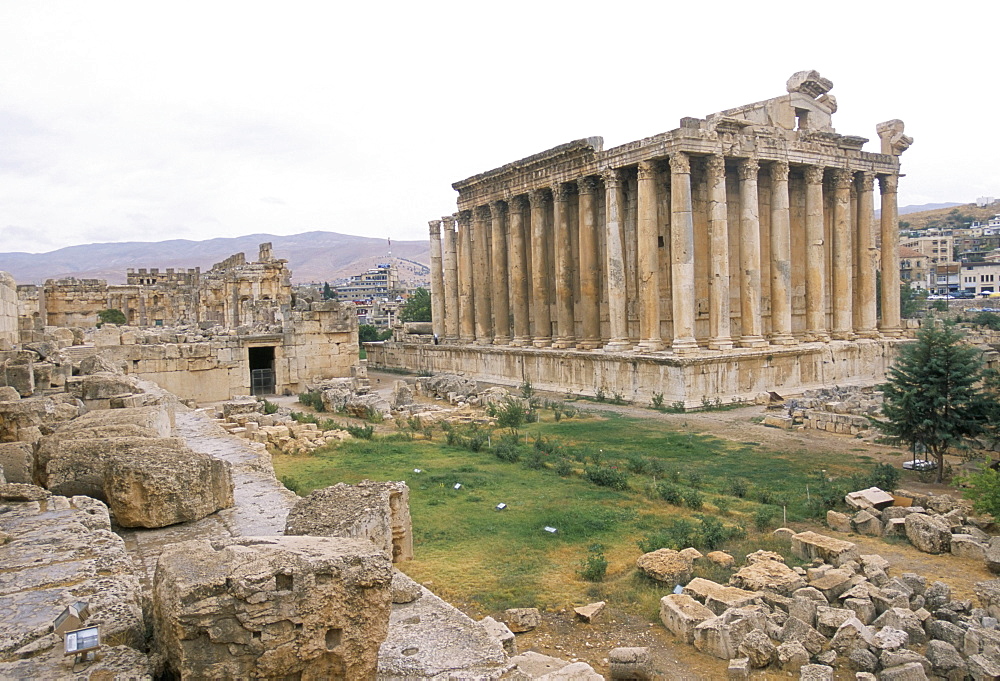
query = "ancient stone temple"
xmin=371 ymin=72 xmax=915 ymax=405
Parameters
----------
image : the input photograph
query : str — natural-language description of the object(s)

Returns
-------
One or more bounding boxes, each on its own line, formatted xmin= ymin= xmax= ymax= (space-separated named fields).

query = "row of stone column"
xmin=428 ymin=155 xmax=902 ymax=351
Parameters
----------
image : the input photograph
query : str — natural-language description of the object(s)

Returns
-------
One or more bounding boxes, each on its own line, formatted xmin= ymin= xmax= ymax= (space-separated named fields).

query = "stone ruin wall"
xmin=0 ymin=272 xmax=17 ymax=348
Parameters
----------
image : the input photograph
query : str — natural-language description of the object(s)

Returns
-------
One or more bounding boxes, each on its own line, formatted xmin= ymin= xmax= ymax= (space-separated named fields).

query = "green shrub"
xmin=753 ymin=505 xmax=779 ymax=531
xmin=520 ymin=380 xmax=534 ymax=399
xmin=655 ymin=482 xmax=683 ymax=505
xmin=683 ymin=489 xmax=704 ymax=509
xmin=961 ymin=467 xmax=1000 ymax=516
xmin=280 ymin=476 xmax=303 ymax=494
xmin=524 ymin=448 xmax=547 ymax=470
xmin=651 ymin=392 xmax=664 ymax=409
xmin=345 ymin=423 xmax=374 ymax=440
xmin=554 ymin=457 xmax=574 ymax=477
xmin=584 ymin=465 xmax=629 ymax=490
xmin=688 ymin=471 xmax=703 ymax=489
xmin=487 ymin=397 xmax=532 ymax=430
xmin=491 ymin=433 xmax=521 ymax=463
xmin=297 ymin=391 xmax=325 ymax=411
xmin=726 ymin=477 xmax=749 ymax=498
xmin=578 ymin=544 xmax=608 ymax=582
xmin=697 ymin=515 xmax=728 ymax=550
xmin=261 ymin=399 xmax=279 ymax=415
xmin=714 ymin=496 xmax=732 ymax=515
xmin=637 ymin=517 xmax=698 ymax=552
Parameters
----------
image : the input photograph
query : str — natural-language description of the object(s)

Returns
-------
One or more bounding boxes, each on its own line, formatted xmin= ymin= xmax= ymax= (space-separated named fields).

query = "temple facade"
xmin=369 ymin=72 xmax=915 ymax=405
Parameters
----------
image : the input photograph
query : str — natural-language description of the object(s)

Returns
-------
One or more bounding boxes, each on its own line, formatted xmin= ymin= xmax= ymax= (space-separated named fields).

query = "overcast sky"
xmin=1 ymin=1 xmax=995 ymax=254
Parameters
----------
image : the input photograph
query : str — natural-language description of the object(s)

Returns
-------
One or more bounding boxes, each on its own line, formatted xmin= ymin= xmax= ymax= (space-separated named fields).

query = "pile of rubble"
xmin=829 ymin=486 xmax=1000 ymax=572
xmin=764 ymin=386 xmax=882 ymax=436
xmin=654 ymin=529 xmax=1000 ymax=679
xmin=212 ymin=395 xmax=353 ymax=455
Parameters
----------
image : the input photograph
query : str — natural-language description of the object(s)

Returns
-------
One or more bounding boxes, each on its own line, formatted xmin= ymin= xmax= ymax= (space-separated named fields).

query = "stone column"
xmin=472 ymin=205 xmax=493 ymax=344
xmin=636 ymin=160 xmax=663 ymax=351
xmin=507 ymin=195 xmax=531 ymax=346
xmin=489 ymin=200 xmax=510 ymax=345
xmin=529 ymin=189 xmax=551 ymax=347
xmin=670 ymin=152 xmax=698 ymax=353
xmin=831 ymin=168 xmax=854 ymax=339
xmin=856 ymin=172 xmax=879 ymax=337
xmin=442 ymin=214 xmax=460 ymax=342
xmin=879 ymin=174 xmax=902 ymax=336
xmin=551 ymin=183 xmax=575 ymax=348
xmin=457 ymin=211 xmax=475 ymax=343
xmin=738 ymin=158 xmax=766 ymax=347
xmin=428 ymin=219 xmax=445 ymax=340
xmin=603 ymin=168 xmax=630 ymax=351
xmin=769 ymin=161 xmax=795 ymax=345
xmin=706 ymin=154 xmax=732 ymax=350
xmin=804 ymin=165 xmax=829 ymax=341
xmin=577 ymin=176 xmax=601 ymax=349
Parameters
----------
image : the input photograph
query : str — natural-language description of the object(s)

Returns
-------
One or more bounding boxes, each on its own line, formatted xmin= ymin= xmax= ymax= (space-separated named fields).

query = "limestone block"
xmin=829 ymin=616 xmax=874 ymax=654
xmin=727 ymin=657 xmax=749 ymax=680
xmin=872 ymin=626 xmax=909 ymax=651
xmin=707 ymin=551 xmax=736 ymax=568
xmin=873 ymin=607 xmax=926 ymax=644
xmin=284 ymin=480 xmax=412 ymax=563
xmin=679 ymin=547 xmax=704 ymax=561
xmin=574 ymin=601 xmax=605 ymax=623
xmin=104 ymin=444 xmax=234 ymax=528
xmin=852 ymin=510 xmax=882 ymax=536
xmin=479 ymin=616 xmax=516 ymax=656
xmin=636 ymin=548 xmax=693 ymax=585
xmin=951 ymin=534 xmax=988 ymax=561
xmin=776 ymin=640 xmax=809 ymax=671
xmin=791 ymin=530 xmax=860 ymax=566
xmin=2 ymin=360 xmax=33 ymax=397
xmin=872 ymin=588 xmax=911 ymax=614
xmin=0 ymin=442 xmax=32 ymax=484
xmin=826 ymin=510 xmax=852 ymax=533
xmin=789 ymin=596 xmax=818 ymax=627
xmin=816 ymin=605 xmax=854 ymax=637
xmin=878 ymin=662 xmax=928 ymax=680
xmin=730 ymin=556 xmax=806 ymax=595
xmin=976 ymin=579 xmax=1000 ymax=619
xmin=810 ymin=568 xmax=853 ymax=601
xmin=968 ymin=653 xmax=1000 ymax=680
xmin=798 ymin=663 xmax=834 ymax=680
xmin=880 ymin=649 xmax=931 ymax=675
xmin=153 ymin=536 xmax=393 ymax=680
xmin=843 ymin=597 xmax=876 ymax=624
xmin=693 ymin=614 xmax=757 ymax=659
xmin=778 ymin=616 xmax=826 ymax=655
xmin=608 ymin=646 xmax=651 ymax=680
xmin=927 ymin=619 xmax=966 ymax=650
xmin=905 ymin=513 xmax=952 ymax=554
xmin=660 ymin=593 xmax=716 ymax=643
xmin=504 ymin=607 xmax=541 ymax=633
xmin=683 ymin=577 xmax=761 ymax=615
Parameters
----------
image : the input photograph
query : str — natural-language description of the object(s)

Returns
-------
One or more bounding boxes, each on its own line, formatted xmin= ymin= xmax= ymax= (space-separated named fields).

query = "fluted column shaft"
xmin=879 ymin=174 xmax=902 ymax=335
xmin=706 ymin=155 xmax=732 ymax=350
xmin=529 ymin=189 xmax=551 ymax=347
xmin=457 ymin=211 xmax=475 ymax=342
xmin=670 ymin=153 xmax=697 ymax=353
xmin=636 ymin=160 xmax=663 ymax=351
xmin=577 ymin=177 xmax=601 ymax=349
xmin=831 ymin=168 xmax=854 ymax=339
xmin=508 ymin=196 xmax=530 ymax=345
xmin=472 ymin=206 xmax=493 ymax=343
xmin=856 ymin=173 xmax=879 ymax=336
xmin=769 ymin=161 xmax=795 ymax=344
xmin=441 ymin=215 xmax=460 ymax=341
xmin=804 ymin=166 xmax=829 ymax=341
xmin=739 ymin=158 xmax=766 ymax=347
xmin=603 ymin=169 xmax=630 ymax=351
xmin=550 ymin=183 xmax=575 ymax=348
xmin=489 ymin=201 xmax=510 ymax=345
xmin=428 ymin=219 xmax=445 ymax=340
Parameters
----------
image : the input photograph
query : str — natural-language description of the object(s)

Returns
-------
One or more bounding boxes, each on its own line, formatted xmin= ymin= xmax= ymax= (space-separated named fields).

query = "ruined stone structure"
xmin=18 ymin=242 xmax=292 ymax=333
xmin=0 ymin=272 xmax=17 ymax=349
xmin=373 ymin=72 xmax=914 ymax=405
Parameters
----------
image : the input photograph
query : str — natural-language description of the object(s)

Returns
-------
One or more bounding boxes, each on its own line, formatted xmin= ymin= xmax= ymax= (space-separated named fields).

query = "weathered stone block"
xmin=683 ymin=577 xmax=761 ymax=615
xmin=904 ymin=513 xmax=951 ymax=554
xmin=636 ymin=548 xmax=693 ymax=585
xmin=504 ymin=607 xmax=540 ymax=633
xmin=791 ymin=530 xmax=859 ymax=566
xmin=153 ymin=536 xmax=393 ymax=680
xmin=660 ymin=593 xmax=715 ymax=644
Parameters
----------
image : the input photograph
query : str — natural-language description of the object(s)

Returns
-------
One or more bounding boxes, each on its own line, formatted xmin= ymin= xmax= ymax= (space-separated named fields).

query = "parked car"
xmin=902 ymin=459 xmax=937 ymax=471
xmin=953 ymin=290 xmax=976 ymax=299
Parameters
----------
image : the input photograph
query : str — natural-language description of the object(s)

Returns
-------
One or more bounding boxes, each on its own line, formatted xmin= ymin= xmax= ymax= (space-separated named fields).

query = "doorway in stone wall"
xmin=249 ymin=346 xmax=276 ymax=396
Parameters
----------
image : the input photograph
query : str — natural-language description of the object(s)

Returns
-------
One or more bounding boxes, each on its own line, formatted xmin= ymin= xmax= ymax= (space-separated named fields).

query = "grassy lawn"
xmin=273 ymin=408 xmax=878 ymax=618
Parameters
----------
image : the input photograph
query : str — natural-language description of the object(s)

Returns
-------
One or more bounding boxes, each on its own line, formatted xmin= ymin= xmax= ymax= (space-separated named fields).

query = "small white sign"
xmin=413 ymin=469 xmax=422 ymax=473
xmin=495 ymin=503 xmax=507 ymax=511
xmin=544 ymin=526 xmax=557 ymax=533
xmin=453 ymin=483 xmax=462 ymax=489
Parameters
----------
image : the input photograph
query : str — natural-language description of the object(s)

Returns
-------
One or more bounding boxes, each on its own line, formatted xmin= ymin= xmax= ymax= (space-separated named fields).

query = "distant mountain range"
xmin=0 ymin=231 xmax=430 ymax=286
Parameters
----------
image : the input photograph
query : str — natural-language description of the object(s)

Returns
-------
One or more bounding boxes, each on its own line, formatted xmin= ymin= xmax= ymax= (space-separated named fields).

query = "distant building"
xmin=977 ymin=197 xmax=995 ymax=208
xmin=899 ymin=246 xmax=930 ymax=290
xmin=959 ymin=261 xmax=1000 ymax=296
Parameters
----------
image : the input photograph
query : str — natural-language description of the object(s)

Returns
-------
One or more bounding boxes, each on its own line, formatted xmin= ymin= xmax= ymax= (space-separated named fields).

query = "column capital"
xmin=638 ymin=159 xmax=658 ymax=180
xmin=858 ymin=171 xmax=876 ymax=192
xmin=831 ymin=167 xmax=853 ymax=190
xmin=668 ymin=152 xmax=690 ymax=174
xmin=457 ymin=210 xmax=472 ymax=227
xmin=441 ymin=214 xmax=456 ymax=229
xmin=770 ymin=160 xmax=790 ymax=183
xmin=473 ymin=205 xmax=491 ymax=221
xmin=528 ymin=188 xmax=546 ymax=208
xmin=577 ymin=175 xmax=599 ymax=195
xmin=878 ymin=174 xmax=899 ymax=194
xmin=428 ymin=219 xmax=441 ymax=236
xmin=706 ymin=154 xmax=725 ymax=178
xmin=738 ymin=157 xmax=759 ymax=180
xmin=489 ymin=200 xmax=505 ymax=218
xmin=551 ymin=182 xmax=572 ymax=202
xmin=602 ymin=167 xmax=622 ymax=188
xmin=507 ymin=194 xmax=526 ymax=210
xmin=804 ymin=165 xmax=826 ymax=185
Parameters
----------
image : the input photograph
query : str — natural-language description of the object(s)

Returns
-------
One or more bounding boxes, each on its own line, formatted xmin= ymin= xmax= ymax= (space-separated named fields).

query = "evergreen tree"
xmin=878 ymin=320 xmax=989 ymax=482
xmin=322 ymin=282 xmax=335 ymax=300
xmin=398 ymin=287 xmax=432 ymax=323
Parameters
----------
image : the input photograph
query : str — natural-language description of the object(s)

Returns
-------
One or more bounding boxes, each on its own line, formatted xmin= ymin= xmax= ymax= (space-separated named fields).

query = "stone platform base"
xmin=366 ymin=338 xmax=904 ymax=408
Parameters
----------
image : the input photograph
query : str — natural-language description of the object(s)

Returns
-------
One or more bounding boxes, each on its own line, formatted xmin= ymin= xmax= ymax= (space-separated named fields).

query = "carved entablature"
xmin=786 ymin=70 xmax=834 ymax=98
xmin=876 ymin=120 xmax=913 ymax=156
